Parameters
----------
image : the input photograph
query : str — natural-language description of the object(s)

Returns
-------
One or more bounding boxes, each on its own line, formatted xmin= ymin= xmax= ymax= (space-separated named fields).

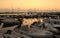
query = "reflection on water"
xmin=21 ymin=18 xmax=44 ymax=30
xmin=22 ymin=18 xmax=44 ymax=26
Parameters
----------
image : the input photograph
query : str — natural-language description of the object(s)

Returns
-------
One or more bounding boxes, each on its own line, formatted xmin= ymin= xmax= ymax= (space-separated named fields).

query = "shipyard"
xmin=0 ymin=12 xmax=60 ymax=38
xmin=0 ymin=0 xmax=60 ymax=38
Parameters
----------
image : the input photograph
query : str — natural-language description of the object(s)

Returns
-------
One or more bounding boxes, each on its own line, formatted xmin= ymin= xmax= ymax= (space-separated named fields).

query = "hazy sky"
xmin=0 ymin=0 xmax=60 ymax=11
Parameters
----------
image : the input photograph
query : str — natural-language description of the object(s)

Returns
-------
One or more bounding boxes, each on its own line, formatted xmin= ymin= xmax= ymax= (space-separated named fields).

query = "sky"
xmin=0 ymin=0 xmax=60 ymax=11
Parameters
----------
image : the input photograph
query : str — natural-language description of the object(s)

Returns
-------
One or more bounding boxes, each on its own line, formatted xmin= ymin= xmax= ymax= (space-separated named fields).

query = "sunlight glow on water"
xmin=22 ymin=18 xmax=44 ymax=26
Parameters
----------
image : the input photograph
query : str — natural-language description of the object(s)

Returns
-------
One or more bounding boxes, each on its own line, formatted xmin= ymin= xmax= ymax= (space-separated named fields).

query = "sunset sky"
xmin=0 ymin=0 xmax=60 ymax=11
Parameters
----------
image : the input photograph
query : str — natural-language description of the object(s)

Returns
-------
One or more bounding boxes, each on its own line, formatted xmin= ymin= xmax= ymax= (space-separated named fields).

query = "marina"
xmin=0 ymin=12 xmax=60 ymax=38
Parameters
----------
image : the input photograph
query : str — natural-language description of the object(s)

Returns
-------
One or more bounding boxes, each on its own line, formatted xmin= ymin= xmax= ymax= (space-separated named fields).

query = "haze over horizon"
xmin=0 ymin=0 xmax=60 ymax=12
